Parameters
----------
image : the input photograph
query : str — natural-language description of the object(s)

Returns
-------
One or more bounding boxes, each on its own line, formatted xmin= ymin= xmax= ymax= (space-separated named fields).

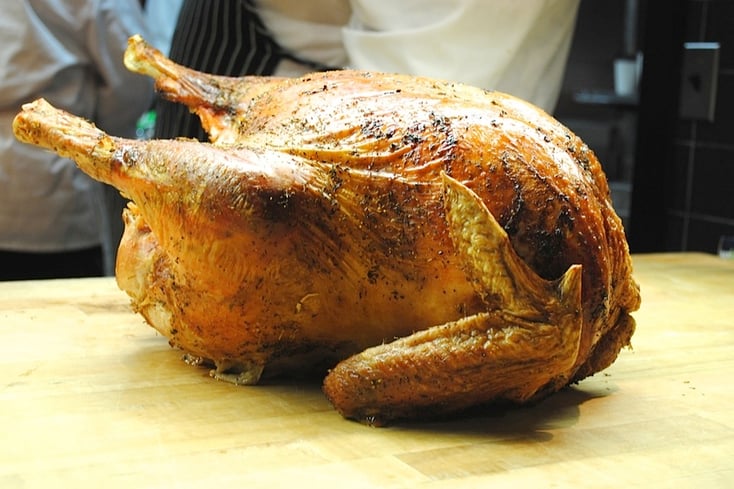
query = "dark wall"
xmin=556 ymin=0 xmax=733 ymax=254
xmin=630 ymin=0 xmax=734 ymax=253
xmin=666 ymin=0 xmax=734 ymax=253
xmin=555 ymin=0 xmax=638 ymax=229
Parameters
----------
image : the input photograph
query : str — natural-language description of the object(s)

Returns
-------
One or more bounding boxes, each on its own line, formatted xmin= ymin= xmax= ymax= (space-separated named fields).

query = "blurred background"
xmin=554 ymin=0 xmax=733 ymax=254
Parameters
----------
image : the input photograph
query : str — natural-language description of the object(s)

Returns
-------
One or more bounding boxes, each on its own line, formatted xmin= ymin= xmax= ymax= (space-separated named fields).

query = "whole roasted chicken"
xmin=14 ymin=36 xmax=640 ymax=424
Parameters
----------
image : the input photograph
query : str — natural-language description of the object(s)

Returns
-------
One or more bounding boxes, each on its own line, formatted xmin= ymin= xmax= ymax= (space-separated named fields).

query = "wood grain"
xmin=1 ymin=253 xmax=732 ymax=488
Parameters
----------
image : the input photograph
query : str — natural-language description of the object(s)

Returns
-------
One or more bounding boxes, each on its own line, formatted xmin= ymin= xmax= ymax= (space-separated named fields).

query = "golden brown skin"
xmin=12 ymin=36 xmax=640 ymax=424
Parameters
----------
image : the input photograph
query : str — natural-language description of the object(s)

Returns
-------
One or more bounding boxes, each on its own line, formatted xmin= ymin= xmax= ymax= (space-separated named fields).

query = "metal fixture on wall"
xmin=679 ymin=42 xmax=720 ymax=122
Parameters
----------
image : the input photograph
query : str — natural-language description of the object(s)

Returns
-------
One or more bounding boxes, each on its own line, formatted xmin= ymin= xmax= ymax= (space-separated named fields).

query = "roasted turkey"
xmin=13 ymin=35 xmax=640 ymax=425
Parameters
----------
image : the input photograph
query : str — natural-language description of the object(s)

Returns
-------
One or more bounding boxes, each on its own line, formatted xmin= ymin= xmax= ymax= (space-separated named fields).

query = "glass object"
xmin=718 ymin=235 xmax=734 ymax=259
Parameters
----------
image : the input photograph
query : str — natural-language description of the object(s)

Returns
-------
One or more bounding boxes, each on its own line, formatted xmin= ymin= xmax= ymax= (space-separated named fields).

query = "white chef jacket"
xmin=0 ymin=0 xmax=153 ymax=270
xmin=258 ymin=0 xmax=580 ymax=113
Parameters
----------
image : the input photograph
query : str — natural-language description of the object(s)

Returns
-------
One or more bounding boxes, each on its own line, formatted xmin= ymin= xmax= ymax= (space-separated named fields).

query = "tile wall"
xmin=668 ymin=0 xmax=734 ymax=253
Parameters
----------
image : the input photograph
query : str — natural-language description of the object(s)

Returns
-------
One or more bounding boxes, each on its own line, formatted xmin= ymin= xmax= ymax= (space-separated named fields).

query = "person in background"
xmin=0 ymin=0 xmax=154 ymax=281
xmin=155 ymin=0 xmax=580 ymax=140
xmin=143 ymin=0 xmax=184 ymax=54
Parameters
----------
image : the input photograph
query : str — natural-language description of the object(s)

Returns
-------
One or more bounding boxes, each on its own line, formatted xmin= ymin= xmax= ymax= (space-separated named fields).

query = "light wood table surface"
xmin=1 ymin=252 xmax=732 ymax=488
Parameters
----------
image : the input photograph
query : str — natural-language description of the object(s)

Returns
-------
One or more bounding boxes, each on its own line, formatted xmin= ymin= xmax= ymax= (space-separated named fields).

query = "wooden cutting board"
xmin=1 ymin=252 xmax=733 ymax=488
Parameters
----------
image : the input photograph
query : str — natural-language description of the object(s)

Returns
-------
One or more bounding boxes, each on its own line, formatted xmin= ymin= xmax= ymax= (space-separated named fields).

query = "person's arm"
xmin=85 ymin=0 xmax=154 ymax=137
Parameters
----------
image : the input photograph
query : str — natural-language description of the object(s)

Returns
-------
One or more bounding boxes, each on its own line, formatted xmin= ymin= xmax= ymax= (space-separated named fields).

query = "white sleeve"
xmin=342 ymin=0 xmax=580 ymax=112
xmin=86 ymin=0 xmax=155 ymax=137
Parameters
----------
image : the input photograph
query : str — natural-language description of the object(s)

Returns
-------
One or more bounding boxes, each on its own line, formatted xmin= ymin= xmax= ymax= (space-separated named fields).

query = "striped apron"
xmin=154 ymin=0 xmax=336 ymax=140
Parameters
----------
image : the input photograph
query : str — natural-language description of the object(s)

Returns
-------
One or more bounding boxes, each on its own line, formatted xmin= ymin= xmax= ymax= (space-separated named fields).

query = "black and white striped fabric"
xmin=154 ymin=0 xmax=336 ymax=141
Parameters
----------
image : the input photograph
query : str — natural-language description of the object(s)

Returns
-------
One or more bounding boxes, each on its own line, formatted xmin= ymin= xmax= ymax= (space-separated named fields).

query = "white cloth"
xmin=258 ymin=0 xmax=350 ymax=75
xmin=144 ymin=0 xmax=185 ymax=54
xmin=258 ymin=0 xmax=580 ymax=113
xmin=0 ymin=0 xmax=153 ymax=266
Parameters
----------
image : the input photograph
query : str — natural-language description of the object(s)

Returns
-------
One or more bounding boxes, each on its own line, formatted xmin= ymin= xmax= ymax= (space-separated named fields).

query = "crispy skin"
xmin=12 ymin=36 xmax=640 ymax=424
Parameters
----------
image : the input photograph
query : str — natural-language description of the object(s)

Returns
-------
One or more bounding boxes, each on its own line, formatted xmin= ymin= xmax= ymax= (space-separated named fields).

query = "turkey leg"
xmin=124 ymin=34 xmax=282 ymax=144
